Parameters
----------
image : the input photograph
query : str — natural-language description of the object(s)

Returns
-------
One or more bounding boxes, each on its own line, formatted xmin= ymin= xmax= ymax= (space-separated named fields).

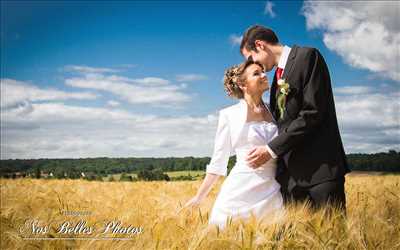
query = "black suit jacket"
xmin=268 ymin=45 xmax=351 ymax=189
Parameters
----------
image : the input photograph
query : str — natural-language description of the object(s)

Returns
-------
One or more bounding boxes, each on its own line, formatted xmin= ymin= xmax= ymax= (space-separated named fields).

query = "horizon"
xmin=1 ymin=149 xmax=398 ymax=161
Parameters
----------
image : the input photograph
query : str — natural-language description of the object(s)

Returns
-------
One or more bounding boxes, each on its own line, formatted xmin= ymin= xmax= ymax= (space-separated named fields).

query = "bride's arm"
xmin=180 ymin=173 xmax=220 ymax=211
xmin=181 ymin=110 xmax=232 ymax=209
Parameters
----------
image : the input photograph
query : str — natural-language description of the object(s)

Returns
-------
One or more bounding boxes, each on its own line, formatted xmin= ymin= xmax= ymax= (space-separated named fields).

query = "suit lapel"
xmin=270 ymin=71 xmax=278 ymax=120
xmin=270 ymin=45 xmax=299 ymax=121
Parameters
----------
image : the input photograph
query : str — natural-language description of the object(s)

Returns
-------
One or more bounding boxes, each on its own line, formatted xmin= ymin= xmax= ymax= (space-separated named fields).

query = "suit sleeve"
xmin=268 ymin=48 xmax=330 ymax=156
xmin=205 ymin=110 xmax=231 ymax=176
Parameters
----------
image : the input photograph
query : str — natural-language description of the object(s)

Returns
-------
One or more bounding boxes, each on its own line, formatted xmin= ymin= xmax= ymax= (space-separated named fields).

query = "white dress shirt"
xmin=265 ymin=45 xmax=291 ymax=159
xmin=278 ymin=45 xmax=291 ymax=70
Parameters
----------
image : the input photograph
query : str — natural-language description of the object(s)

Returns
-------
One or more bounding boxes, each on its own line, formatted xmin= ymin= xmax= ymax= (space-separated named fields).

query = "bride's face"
xmin=240 ymin=64 xmax=269 ymax=96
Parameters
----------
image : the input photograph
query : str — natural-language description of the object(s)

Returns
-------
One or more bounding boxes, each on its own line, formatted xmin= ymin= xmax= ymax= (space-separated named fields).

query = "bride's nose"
xmin=261 ymin=72 xmax=267 ymax=79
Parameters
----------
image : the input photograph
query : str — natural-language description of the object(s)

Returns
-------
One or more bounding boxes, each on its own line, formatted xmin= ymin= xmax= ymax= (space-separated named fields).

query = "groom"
xmin=240 ymin=25 xmax=351 ymax=211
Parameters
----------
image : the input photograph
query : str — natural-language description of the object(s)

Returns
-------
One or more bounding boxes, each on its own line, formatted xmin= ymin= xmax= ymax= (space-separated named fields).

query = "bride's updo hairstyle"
xmin=223 ymin=60 xmax=263 ymax=99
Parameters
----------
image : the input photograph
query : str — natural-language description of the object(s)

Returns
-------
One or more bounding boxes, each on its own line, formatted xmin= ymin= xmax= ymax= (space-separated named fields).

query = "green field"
xmin=166 ymin=170 xmax=205 ymax=178
xmin=104 ymin=170 xmax=205 ymax=181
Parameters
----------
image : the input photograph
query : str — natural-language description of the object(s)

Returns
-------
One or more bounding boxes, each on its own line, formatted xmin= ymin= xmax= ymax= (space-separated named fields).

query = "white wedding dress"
xmin=208 ymin=120 xmax=284 ymax=229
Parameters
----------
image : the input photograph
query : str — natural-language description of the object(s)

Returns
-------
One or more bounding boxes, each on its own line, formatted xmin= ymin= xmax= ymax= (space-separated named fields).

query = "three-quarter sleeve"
xmin=205 ymin=110 xmax=232 ymax=176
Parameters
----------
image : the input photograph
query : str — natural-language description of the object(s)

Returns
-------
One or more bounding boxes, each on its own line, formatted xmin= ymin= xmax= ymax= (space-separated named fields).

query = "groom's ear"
xmin=254 ymin=40 xmax=264 ymax=51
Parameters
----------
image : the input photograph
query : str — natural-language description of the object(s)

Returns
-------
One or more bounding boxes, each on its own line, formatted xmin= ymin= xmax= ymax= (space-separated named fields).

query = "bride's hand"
xmin=177 ymin=196 xmax=203 ymax=214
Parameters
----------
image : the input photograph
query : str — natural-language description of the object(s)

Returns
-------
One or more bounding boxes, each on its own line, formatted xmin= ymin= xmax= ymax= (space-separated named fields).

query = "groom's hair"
xmin=240 ymin=25 xmax=279 ymax=54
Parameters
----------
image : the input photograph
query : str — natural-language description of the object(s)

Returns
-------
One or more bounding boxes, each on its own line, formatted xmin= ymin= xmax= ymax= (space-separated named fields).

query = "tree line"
xmin=0 ymin=151 xmax=398 ymax=180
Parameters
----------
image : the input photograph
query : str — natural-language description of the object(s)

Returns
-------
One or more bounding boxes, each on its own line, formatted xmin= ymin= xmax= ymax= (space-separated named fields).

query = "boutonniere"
xmin=276 ymin=78 xmax=291 ymax=119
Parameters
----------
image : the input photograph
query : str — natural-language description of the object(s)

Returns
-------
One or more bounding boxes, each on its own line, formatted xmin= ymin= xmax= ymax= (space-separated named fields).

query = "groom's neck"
xmin=269 ymin=44 xmax=284 ymax=67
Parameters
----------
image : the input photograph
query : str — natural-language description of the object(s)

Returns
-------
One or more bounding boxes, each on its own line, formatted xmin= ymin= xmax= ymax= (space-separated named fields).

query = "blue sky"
xmin=1 ymin=1 xmax=399 ymax=159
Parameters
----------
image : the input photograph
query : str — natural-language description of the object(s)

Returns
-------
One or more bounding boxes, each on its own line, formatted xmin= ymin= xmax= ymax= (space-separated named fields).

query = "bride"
xmin=181 ymin=60 xmax=284 ymax=230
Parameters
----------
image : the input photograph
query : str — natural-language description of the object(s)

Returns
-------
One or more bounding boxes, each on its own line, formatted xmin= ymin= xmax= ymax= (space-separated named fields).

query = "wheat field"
xmin=1 ymin=174 xmax=399 ymax=249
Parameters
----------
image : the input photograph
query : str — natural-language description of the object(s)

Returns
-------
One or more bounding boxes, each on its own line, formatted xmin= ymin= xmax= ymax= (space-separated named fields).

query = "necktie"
xmin=274 ymin=67 xmax=284 ymax=111
xmin=276 ymin=67 xmax=283 ymax=80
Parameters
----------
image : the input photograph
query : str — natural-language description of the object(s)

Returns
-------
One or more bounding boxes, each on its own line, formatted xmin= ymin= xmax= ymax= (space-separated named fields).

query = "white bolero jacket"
xmin=205 ymin=99 xmax=273 ymax=176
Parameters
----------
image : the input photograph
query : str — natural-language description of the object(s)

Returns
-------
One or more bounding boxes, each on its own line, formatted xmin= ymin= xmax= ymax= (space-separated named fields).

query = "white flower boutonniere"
xmin=276 ymin=78 xmax=291 ymax=119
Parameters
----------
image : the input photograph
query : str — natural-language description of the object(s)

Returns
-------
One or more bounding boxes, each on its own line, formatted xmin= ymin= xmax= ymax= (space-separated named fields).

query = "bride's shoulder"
xmin=218 ymin=102 xmax=241 ymax=116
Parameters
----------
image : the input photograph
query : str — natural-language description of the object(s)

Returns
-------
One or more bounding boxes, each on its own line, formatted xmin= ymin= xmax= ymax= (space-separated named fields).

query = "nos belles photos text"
xmin=20 ymin=219 xmax=143 ymax=236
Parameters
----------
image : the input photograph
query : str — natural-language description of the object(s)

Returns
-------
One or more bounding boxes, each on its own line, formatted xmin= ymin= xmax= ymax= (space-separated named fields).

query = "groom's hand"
xmin=246 ymin=146 xmax=271 ymax=168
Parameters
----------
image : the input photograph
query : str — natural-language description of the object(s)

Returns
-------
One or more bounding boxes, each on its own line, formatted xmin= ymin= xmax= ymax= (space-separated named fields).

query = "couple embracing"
xmin=182 ymin=25 xmax=350 ymax=230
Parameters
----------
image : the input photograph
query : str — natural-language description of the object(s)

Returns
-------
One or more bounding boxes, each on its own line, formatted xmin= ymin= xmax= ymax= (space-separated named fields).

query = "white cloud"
xmin=0 ymin=69 xmax=215 ymax=159
xmin=334 ymin=86 xmax=374 ymax=95
xmin=132 ymin=77 xmax=170 ymax=86
xmin=229 ymin=34 xmax=242 ymax=46
xmin=264 ymin=1 xmax=276 ymax=18
xmin=302 ymin=1 xmax=400 ymax=81
xmin=333 ymin=85 xmax=400 ymax=153
xmin=176 ymin=74 xmax=208 ymax=82
xmin=63 ymin=65 xmax=192 ymax=107
xmin=1 ymin=83 xmax=398 ymax=159
xmin=0 ymin=78 xmax=98 ymax=109
xmin=65 ymin=73 xmax=190 ymax=107
xmin=0 ymin=103 xmax=218 ymax=159
xmin=63 ymin=65 xmax=120 ymax=74
xmin=106 ymin=100 xmax=120 ymax=108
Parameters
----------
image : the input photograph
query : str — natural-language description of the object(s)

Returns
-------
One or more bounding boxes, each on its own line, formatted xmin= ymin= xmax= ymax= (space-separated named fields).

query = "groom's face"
xmin=242 ymin=43 xmax=275 ymax=72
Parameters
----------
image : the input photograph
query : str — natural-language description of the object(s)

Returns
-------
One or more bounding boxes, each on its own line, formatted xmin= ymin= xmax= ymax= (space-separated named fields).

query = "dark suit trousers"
xmin=280 ymin=176 xmax=347 ymax=213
